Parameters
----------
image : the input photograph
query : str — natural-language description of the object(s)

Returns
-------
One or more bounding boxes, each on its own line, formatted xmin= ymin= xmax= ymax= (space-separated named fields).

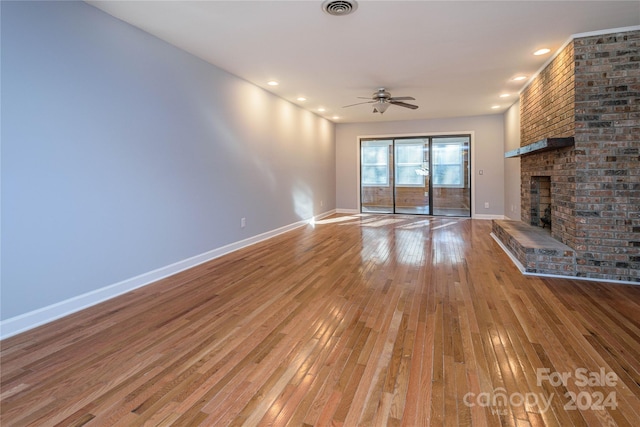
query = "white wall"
xmin=335 ymin=115 xmax=505 ymax=217
xmin=1 ymin=1 xmax=335 ymax=333
xmin=503 ymin=100 xmax=522 ymax=220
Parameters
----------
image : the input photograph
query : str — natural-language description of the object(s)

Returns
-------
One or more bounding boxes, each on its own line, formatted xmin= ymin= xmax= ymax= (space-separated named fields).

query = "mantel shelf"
xmin=505 ymin=137 xmax=575 ymax=158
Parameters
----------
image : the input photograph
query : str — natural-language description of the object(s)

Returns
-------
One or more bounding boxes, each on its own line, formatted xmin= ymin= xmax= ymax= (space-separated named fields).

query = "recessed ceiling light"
xmin=512 ymin=76 xmax=527 ymax=81
xmin=297 ymin=97 xmax=307 ymax=102
xmin=332 ymin=116 xmax=340 ymax=120
xmin=491 ymin=105 xmax=501 ymax=109
xmin=499 ymin=93 xmax=511 ymax=98
xmin=534 ymin=48 xmax=551 ymax=56
xmin=317 ymin=107 xmax=326 ymax=112
xmin=267 ymin=81 xmax=279 ymax=86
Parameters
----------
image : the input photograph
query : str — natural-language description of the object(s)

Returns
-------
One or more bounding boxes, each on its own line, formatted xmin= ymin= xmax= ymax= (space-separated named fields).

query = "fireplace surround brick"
xmin=521 ymin=41 xmax=575 ymax=146
xmin=502 ymin=29 xmax=639 ymax=282
xmin=573 ymin=30 xmax=640 ymax=281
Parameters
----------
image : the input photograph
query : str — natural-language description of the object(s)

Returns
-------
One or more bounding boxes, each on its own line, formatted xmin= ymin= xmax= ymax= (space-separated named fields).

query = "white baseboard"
xmin=490 ymin=232 xmax=527 ymax=272
xmin=335 ymin=208 xmax=360 ymax=214
xmin=473 ymin=214 xmax=505 ymax=220
xmin=0 ymin=210 xmax=337 ymax=341
xmin=337 ymin=209 xmax=505 ymax=220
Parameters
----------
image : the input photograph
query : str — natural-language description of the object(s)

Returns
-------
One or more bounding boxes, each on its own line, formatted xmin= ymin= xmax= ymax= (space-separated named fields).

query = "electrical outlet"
xmin=484 ymin=202 xmax=490 ymax=209
xmin=320 ymin=200 xmax=324 ymax=207
xmin=241 ymin=217 xmax=246 ymax=228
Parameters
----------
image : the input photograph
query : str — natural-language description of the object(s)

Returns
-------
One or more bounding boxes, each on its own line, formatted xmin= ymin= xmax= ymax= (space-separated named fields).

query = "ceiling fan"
xmin=343 ymin=88 xmax=419 ymax=114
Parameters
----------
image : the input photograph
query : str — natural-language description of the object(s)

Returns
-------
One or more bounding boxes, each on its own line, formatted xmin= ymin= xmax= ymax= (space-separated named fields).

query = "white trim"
xmin=572 ymin=25 xmax=640 ymax=41
xmin=0 ymin=209 xmax=337 ymax=340
xmin=336 ymin=208 xmax=359 ymax=214
xmin=490 ymin=231 xmax=528 ymax=271
xmin=519 ymin=25 xmax=640 ymax=94
xmin=473 ymin=214 xmax=505 ymax=220
xmin=490 ymin=233 xmax=639 ymax=286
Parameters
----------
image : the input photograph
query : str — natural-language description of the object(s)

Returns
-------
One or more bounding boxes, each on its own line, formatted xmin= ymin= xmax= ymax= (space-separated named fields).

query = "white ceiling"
xmin=88 ymin=0 xmax=640 ymax=123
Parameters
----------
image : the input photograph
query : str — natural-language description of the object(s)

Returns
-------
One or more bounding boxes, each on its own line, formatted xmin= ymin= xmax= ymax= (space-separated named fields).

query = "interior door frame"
xmin=356 ymin=131 xmax=475 ymax=217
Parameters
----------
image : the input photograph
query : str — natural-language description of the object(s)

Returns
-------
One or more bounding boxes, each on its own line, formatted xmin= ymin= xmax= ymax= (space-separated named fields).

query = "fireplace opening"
xmin=530 ymin=176 xmax=551 ymax=231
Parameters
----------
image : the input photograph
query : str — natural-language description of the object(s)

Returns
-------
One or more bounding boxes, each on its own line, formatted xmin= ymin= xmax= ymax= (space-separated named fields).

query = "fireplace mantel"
xmin=504 ymin=137 xmax=574 ymax=158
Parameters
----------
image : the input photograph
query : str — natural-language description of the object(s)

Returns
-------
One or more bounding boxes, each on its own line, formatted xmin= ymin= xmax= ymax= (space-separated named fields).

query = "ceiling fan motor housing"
xmin=342 ymin=87 xmax=418 ymax=114
xmin=374 ymin=89 xmax=391 ymax=100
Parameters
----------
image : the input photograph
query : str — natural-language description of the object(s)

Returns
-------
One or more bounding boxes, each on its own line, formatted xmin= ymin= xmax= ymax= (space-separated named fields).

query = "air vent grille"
xmin=322 ymin=0 xmax=358 ymax=16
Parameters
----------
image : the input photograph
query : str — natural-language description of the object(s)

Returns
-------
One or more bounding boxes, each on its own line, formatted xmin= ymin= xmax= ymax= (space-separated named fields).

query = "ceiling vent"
xmin=322 ymin=0 xmax=358 ymax=16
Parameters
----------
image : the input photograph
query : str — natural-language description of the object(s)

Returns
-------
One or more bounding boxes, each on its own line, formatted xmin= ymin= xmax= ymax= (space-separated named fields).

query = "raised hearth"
xmin=492 ymin=220 xmax=575 ymax=276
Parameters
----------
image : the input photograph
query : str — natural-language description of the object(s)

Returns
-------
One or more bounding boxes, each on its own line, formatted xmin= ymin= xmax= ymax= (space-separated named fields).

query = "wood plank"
xmin=1 ymin=215 xmax=639 ymax=426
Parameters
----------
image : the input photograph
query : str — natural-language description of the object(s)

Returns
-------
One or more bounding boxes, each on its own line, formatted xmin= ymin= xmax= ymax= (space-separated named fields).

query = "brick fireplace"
xmin=530 ymin=176 xmax=551 ymax=229
xmin=494 ymin=29 xmax=640 ymax=283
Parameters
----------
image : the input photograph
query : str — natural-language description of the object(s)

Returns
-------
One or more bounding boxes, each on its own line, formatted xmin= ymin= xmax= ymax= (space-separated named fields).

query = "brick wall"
xmin=573 ymin=30 xmax=640 ymax=281
xmin=518 ymin=29 xmax=639 ymax=282
xmin=521 ymin=42 xmax=575 ymax=146
xmin=520 ymin=42 xmax=577 ymax=248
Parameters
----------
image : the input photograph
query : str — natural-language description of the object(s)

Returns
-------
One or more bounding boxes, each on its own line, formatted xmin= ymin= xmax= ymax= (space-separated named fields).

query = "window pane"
xmin=362 ymin=165 xmax=388 ymax=185
xmin=396 ymin=165 xmax=424 ymax=185
xmin=433 ymin=165 xmax=461 ymax=186
xmin=432 ymin=142 xmax=463 ymax=187
xmin=396 ymin=145 xmax=422 ymax=164
xmin=396 ymin=143 xmax=424 ymax=186
xmin=362 ymin=146 xmax=387 ymax=165
xmin=433 ymin=144 xmax=460 ymax=164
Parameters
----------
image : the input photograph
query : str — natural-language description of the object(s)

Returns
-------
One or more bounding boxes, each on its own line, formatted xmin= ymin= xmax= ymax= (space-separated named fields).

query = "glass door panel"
xmin=394 ymin=138 xmax=430 ymax=214
xmin=361 ymin=139 xmax=393 ymax=213
xmin=432 ymin=136 xmax=471 ymax=217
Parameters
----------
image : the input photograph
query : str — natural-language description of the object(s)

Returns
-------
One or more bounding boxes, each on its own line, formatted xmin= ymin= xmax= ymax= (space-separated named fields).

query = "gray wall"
xmin=1 ymin=1 xmax=335 ymax=321
xmin=503 ymin=100 xmax=522 ymax=220
xmin=335 ymin=115 xmax=505 ymax=216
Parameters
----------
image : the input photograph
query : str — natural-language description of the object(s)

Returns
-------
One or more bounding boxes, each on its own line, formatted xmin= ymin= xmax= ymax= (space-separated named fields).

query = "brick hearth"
xmin=492 ymin=220 xmax=575 ymax=275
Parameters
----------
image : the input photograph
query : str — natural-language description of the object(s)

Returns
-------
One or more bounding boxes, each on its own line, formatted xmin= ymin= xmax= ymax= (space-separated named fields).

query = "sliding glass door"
xmin=394 ymin=139 xmax=430 ymax=214
xmin=360 ymin=135 xmax=470 ymax=217
xmin=431 ymin=137 xmax=471 ymax=216
xmin=360 ymin=140 xmax=394 ymax=213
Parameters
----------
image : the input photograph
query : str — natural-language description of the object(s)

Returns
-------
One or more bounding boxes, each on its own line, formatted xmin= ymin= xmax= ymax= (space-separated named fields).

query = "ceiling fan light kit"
xmin=343 ymin=88 xmax=419 ymax=114
xmin=373 ymin=102 xmax=389 ymax=114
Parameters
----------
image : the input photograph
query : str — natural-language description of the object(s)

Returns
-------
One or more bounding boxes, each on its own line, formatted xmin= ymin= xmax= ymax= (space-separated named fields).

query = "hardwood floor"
xmin=1 ymin=214 xmax=639 ymax=426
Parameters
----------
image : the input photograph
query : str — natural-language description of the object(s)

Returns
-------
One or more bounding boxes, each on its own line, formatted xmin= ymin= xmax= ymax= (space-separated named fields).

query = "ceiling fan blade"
xmin=390 ymin=101 xmax=419 ymax=110
xmin=389 ymin=96 xmax=415 ymax=101
xmin=343 ymin=101 xmax=375 ymax=108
